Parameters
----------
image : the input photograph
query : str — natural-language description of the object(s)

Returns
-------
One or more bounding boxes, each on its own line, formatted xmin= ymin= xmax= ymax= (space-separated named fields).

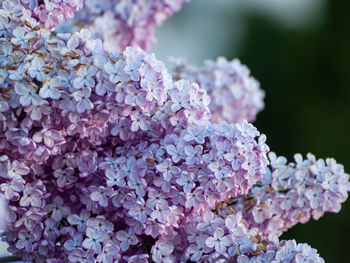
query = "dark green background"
xmin=231 ymin=1 xmax=350 ymax=261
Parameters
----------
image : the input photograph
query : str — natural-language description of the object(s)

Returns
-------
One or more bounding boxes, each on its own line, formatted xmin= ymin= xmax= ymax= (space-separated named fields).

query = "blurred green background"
xmin=154 ymin=0 xmax=350 ymax=261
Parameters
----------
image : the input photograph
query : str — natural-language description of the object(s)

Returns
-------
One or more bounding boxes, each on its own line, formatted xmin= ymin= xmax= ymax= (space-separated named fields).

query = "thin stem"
xmin=0 ymin=256 xmax=22 ymax=262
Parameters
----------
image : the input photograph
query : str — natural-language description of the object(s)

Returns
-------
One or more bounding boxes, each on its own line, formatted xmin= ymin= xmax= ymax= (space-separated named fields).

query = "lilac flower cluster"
xmin=0 ymin=3 xmax=268 ymax=261
xmin=57 ymin=0 xmax=189 ymax=53
xmin=237 ymin=239 xmax=325 ymax=263
xmin=0 ymin=0 xmax=349 ymax=262
xmin=0 ymin=0 xmax=83 ymax=29
xmin=221 ymin=153 xmax=350 ymax=238
xmin=171 ymin=57 xmax=265 ymax=124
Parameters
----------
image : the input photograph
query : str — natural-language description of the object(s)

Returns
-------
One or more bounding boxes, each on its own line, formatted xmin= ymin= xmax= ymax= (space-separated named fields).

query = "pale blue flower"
xmin=15 ymin=82 xmax=41 ymax=106
xmin=28 ymin=57 xmax=47 ymax=82
xmin=11 ymin=27 xmax=35 ymax=48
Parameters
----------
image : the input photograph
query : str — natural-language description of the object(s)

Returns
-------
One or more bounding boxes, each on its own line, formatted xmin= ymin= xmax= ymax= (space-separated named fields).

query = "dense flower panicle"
xmin=171 ymin=57 xmax=265 ymax=124
xmin=0 ymin=0 xmax=83 ymax=29
xmin=57 ymin=0 xmax=189 ymax=53
xmin=0 ymin=1 xmax=348 ymax=262
xmin=0 ymin=4 xmax=270 ymax=262
xmin=221 ymin=153 xmax=350 ymax=237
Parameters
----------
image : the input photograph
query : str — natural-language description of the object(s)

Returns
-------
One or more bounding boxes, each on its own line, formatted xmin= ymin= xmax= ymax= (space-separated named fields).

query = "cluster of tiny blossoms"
xmin=0 ymin=1 xmax=349 ymax=263
xmin=0 ymin=3 xmax=268 ymax=262
xmin=1 ymin=0 xmax=83 ymax=29
xmin=171 ymin=57 xmax=265 ymax=124
xmin=220 ymin=153 xmax=350 ymax=238
xmin=56 ymin=0 xmax=189 ymax=53
xmin=237 ymin=239 xmax=325 ymax=263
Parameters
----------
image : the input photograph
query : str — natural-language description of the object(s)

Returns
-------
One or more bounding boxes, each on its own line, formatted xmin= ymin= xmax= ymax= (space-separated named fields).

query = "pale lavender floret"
xmin=15 ymin=230 xmax=35 ymax=252
xmin=11 ymin=27 xmax=35 ymax=48
xmin=14 ymin=82 xmax=41 ymax=107
xmin=156 ymin=158 xmax=180 ymax=181
xmin=205 ymin=228 xmax=232 ymax=254
xmin=116 ymin=228 xmax=138 ymax=252
xmin=64 ymin=232 xmax=83 ymax=251
xmin=45 ymin=196 xmax=71 ymax=222
xmin=89 ymin=186 xmax=113 ymax=208
xmin=19 ymin=185 xmax=42 ymax=207
xmin=39 ymin=78 xmax=61 ymax=99
xmin=82 ymin=227 xmax=108 ymax=254
xmin=184 ymin=145 xmax=203 ymax=165
xmin=151 ymin=239 xmax=174 ymax=262
xmin=128 ymin=198 xmax=151 ymax=223
xmin=28 ymin=57 xmax=47 ymax=82
xmin=67 ymin=210 xmax=90 ymax=232
xmin=127 ymin=173 xmax=147 ymax=197
xmin=176 ymin=171 xmax=195 ymax=193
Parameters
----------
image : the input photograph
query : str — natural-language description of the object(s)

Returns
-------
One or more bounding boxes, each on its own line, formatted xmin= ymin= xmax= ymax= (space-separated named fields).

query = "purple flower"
xmin=46 ymin=196 xmax=71 ymax=222
xmin=208 ymin=159 xmax=231 ymax=179
xmin=185 ymin=187 xmax=205 ymax=209
xmin=28 ymin=57 xmax=47 ymax=82
xmin=156 ymin=158 xmax=180 ymax=181
xmin=116 ymin=228 xmax=138 ymax=252
xmin=151 ymin=201 xmax=171 ymax=223
xmin=197 ymin=212 xmax=224 ymax=233
xmin=104 ymin=60 xmax=129 ymax=83
xmin=64 ymin=232 xmax=83 ymax=251
xmin=86 ymin=217 xmax=114 ymax=233
xmin=184 ymin=145 xmax=203 ymax=165
xmin=82 ymin=228 xmax=108 ymax=254
xmin=130 ymin=113 xmax=149 ymax=132
xmin=54 ymin=167 xmax=77 ymax=188
xmin=151 ymin=240 xmax=174 ymax=262
xmin=186 ymin=238 xmax=212 ymax=261
xmin=67 ymin=210 xmax=91 ymax=232
xmin=1 ymin=177 xmax=24 ymax=200
xmin=176 ymin=171 xmax=195 ymax=193
xmin=89 ymin=186 xmax=113 ymax=207
xmin=11 ymin=27 xmax=35 ymax=48
xmin=205 ymin=228 xmax=232 ymax=254
xmin=128 ymin=198 xmax=151 ymax=223
xmin=128 ymin=173 xmax=147 ymax=197
xmin=183 ymin=126 xmax=207 ymax=144
xmin=14 ymin=82 xmax=41 ymax=107
xmin=105 ymin=167 xmax=126 ymax=187
xmin=39 ymin=77 xmax=61 ymax=99
xmin=19 ymin=185 xmax=42 ymax=207
xmin=16 ymin=230 xmax=35 ymax=252
xmin=166 ymin=142 xmax=185 ymax=163
xmin=73 ymin=66 xmax=97 ymax=89
xmin=68 ymin=248 xmax=95 ymax=263
xmin=72 ymin=87 xmax=94 ymax=113
xmin=124 ymin=85 xmax=146 ymax=107
xmin=97 ymin=242 xmax=121 ymax=263
xmin=0 ymin=6 xmax=343 ymax=262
